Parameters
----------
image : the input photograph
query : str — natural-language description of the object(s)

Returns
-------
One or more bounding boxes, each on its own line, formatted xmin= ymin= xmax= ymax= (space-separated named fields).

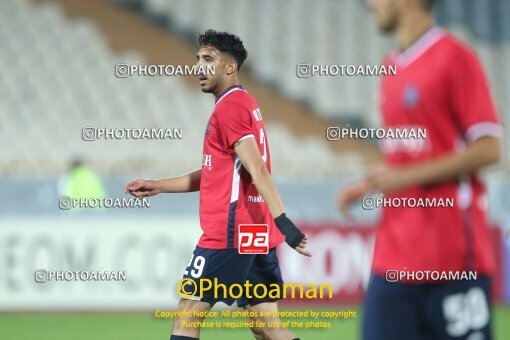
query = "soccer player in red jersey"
xmin=338 ymin=0 xmax=502 ymax=339
xmin=126 ymin=30 xmax=310 ymax=340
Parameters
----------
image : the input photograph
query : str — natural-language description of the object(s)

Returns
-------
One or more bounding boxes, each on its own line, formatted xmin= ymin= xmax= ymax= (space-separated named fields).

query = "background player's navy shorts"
xmin=363 ymin=274 xmax=492 ymax=340
xmin=180 ymin=246 xmax=284 ymax=307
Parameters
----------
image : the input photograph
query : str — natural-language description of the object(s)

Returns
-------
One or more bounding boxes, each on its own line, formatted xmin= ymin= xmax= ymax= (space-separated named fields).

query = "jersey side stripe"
xmin=227 ymin=157 xmax=242 ymax=248
xmin=230 ymin=157 xmax=241 ymax=203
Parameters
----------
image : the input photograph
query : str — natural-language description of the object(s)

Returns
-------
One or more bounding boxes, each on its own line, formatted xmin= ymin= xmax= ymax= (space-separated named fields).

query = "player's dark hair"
xmin=419 ymin=0 xmax=436 ymax=10
xmin=198 ymin=29 xmax=248 ymax=71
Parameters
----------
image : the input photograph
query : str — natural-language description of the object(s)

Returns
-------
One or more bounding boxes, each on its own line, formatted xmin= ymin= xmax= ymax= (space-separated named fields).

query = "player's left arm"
xmin=369 ymin=136 xmax=501 ymax=193
xmin=234 ymin=137 xmax=311 ymax=257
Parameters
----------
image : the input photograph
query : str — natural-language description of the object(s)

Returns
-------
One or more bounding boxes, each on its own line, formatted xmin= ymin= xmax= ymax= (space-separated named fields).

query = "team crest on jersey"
xmin=252 ymin=108 xmax=262 ymax=121
xmin=205 ymin=122 xmax=211 ymax=135
xmin=403 ymin=85 xmax=419 ymax=108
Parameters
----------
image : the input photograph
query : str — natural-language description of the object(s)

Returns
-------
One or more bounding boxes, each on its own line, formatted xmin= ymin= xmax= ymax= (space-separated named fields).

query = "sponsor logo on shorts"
xmin=238 ymin=224 xmax=269 ymax=254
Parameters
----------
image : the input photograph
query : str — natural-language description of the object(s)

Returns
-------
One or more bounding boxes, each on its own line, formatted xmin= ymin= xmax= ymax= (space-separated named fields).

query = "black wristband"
xmin=274 ymin=213 xmax=305 ymax=248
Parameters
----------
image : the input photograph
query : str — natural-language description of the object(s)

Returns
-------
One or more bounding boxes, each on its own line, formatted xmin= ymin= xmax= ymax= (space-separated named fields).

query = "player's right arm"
xmin=125 ymin=169 xmax=201 ymax=197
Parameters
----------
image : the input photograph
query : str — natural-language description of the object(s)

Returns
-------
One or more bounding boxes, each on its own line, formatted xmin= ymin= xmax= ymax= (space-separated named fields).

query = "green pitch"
xmin=1 ymin=306 xmax=509 ymax=340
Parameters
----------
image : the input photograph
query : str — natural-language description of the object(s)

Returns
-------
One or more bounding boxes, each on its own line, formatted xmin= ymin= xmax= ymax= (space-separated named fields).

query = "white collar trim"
xmin=392 ymin=27 xmax=444 ymax=68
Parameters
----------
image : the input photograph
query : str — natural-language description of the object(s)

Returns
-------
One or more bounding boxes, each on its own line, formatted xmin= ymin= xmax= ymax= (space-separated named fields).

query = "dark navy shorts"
xmin=180 ymin=246 xmax=284 ymax=307
xmin=363 ymin=274 xmax=492 ymax=340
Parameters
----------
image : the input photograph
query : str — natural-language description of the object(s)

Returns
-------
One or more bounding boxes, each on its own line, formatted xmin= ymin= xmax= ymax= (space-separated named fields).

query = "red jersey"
xmin=373 ymin=28 xmax=502 ymax=278
xmin=198 ymin=85 xmax=284 ymax=249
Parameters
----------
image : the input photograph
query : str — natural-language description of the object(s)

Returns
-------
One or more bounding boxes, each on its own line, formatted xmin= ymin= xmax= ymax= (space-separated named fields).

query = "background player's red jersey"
xmin=373 ymin=28 xmax=502 ymax=278
xmin=198 ymin=85 xmax=284 ymax=249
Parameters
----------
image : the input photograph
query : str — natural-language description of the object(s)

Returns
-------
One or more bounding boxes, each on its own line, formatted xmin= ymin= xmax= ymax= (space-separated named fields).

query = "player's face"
xmin=368 ymin=0 xmax=401 ymax=33
xmin=196 ymin=46 xmax=227 ymax=94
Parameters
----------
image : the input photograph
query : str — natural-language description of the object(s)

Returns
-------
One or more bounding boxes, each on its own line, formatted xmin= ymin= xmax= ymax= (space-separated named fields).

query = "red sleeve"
xmin=217 ymin=100 xmax=255 ymax=148
xmin=449 ymin=45 xmax=502 ymax=141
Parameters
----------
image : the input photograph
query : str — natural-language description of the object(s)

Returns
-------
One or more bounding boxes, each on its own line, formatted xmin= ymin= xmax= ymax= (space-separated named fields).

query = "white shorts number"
xmin=442 ymin=287 xmax=490 ymax=337
xmin=183 ymin=255 xmax=206 ymax=278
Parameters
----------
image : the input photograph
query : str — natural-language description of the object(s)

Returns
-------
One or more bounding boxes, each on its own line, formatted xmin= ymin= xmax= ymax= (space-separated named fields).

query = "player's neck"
xmin=213 ymin=80 xmax=241 ymax=99
xmin=394 ymin=11 xmax=435 ymax=53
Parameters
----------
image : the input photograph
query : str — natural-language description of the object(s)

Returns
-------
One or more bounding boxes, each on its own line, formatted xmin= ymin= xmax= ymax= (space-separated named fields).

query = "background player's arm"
xmin=125 ymin=169 xmax=201 ymax=197
xmin=369 ymin=136 xmax=501 ymax=193
xmin=234 ymin=137 xmax=311 ymax=257
xmin=337 ymin=137 xmax=500 ymax=213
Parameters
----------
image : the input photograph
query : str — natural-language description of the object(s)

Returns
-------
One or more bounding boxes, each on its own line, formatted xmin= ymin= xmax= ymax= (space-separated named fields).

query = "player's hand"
xmin=368 ymin=164 xmax=413 ymax=194
xmin=294 ymin=234 xmax=311 ymax=257
xmin=337 ymin=180 xmax=371 ymax=221
xmin=274 ymin=213 xmax=312 ymax=257
xmin=124 ymin=178 xmax=161 ymax=198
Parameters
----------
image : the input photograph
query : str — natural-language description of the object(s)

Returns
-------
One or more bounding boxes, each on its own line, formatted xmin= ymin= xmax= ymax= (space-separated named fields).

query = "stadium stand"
xmin=0 ymin=0 xmax=507 ymax=223
xmin=1 ymin=0 xmax=363 ymax=179
xmin=116 ymin=0 xmax=509 ymax=167
xmin=3 ymin=0 xmax=507 ymax=179
xmin=118 ymin=0 xmax=509 ymax=123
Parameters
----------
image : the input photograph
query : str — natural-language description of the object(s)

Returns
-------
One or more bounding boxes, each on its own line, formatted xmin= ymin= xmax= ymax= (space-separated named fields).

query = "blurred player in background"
xmin=338 ymin=0 xmax=502 ymax=339
xmin=126 ymin=30 xmax=310 ymax=340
